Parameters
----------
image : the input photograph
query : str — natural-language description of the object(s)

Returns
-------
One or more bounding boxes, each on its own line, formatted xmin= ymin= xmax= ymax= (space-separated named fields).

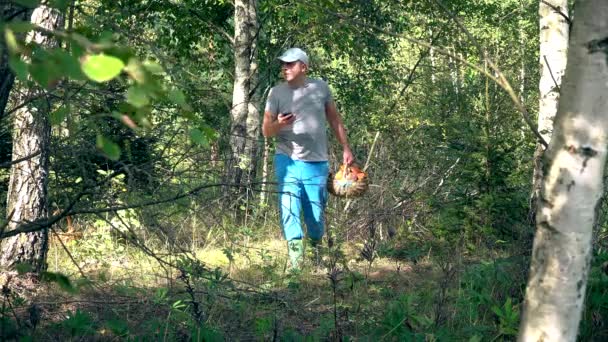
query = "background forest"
xmin=1 ymin=0 xmax=607 ymax=340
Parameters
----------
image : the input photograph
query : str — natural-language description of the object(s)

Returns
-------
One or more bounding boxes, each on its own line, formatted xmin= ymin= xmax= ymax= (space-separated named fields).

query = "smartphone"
xmin=279 ymin=112 xmax=294 ymax=119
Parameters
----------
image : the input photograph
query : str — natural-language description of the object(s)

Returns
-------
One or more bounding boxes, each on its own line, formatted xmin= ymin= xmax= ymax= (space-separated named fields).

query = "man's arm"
xmin=325 ymin=100 xmax=354 ymax=165
xmin=262 ymin=110 xmax=295 ymax=137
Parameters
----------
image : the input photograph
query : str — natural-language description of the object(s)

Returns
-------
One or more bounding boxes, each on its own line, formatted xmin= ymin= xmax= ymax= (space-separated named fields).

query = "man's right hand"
xmin=262 ymin=111 xmax=295 ymax=137
xmin=277 ymin=113 xmax=296 ymax=126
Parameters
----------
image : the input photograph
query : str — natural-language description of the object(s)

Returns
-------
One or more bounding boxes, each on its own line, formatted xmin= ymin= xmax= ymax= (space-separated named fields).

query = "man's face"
xmin=281 ymin=61 xmax=307 ymax=81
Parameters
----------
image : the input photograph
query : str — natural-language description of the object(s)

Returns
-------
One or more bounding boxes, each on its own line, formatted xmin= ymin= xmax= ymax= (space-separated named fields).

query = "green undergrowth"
xmin=3 ymin=228 xmax=608 ymax=341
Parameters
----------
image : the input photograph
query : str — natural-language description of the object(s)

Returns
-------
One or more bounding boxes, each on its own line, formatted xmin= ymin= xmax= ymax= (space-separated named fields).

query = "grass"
xmin=0 ymin=225 xmax=536 ymax=341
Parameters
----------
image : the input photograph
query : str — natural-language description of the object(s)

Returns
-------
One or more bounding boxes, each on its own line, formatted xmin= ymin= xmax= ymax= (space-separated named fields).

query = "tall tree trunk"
xmin=244 ymin=0 xmax=260 ymax=189
xmin=529 ymin=0 xmax=569 ymax=223
xmin=519 ymin=0 xmax=608 ymax=340
xmin=226 ymin=0 xmax=259 ymax=200
xmin=0 ymin=4 xmax=29 ymax=118
xmin=447 ymin=45 xmax=459 ymax=95
xmin=518 ymin=3 xmax=527 ymax=140
xmin=0 ymin=6 xmax=64 ymax=273
xmin=429 ymin=28 xmax=436 ymax=85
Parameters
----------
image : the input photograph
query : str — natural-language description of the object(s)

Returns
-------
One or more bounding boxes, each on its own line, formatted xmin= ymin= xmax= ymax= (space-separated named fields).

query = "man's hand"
xmin=277 ymin=113 xmax=296 ymax=126
xmin=343 ymin=146 xmax=354 ymax=166
xmin=263 ymin=111 xmax=295 ymax=137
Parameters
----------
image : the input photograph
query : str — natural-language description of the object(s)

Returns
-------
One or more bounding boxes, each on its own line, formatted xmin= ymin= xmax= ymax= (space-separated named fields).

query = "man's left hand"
xmin=343 ymin=146 xmax=354 ymax=166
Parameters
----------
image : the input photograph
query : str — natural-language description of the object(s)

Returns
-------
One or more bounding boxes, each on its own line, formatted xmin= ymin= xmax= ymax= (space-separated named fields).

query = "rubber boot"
xmin=287 ymin=239 xmax=304 ymax=270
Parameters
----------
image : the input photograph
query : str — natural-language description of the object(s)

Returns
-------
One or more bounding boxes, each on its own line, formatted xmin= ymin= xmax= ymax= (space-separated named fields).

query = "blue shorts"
xmin=274 ymin=154 xmax=329 ymax=241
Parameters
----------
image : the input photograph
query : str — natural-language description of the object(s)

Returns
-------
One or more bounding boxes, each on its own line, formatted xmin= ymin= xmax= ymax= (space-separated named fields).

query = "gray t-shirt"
xmin=265 ymin=78 xmax=333 ymax=161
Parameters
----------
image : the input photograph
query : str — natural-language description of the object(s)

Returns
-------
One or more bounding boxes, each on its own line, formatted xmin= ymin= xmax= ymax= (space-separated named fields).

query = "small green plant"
xmin=56 ymin=309 xmax=95 ymax=337
xmin=254 ymin=315 xmax=274 ymax=340
xmin=375 ymin=294 xmax=432 ymax=340
xmin=491 ymin=297 xmax=519 ymax=338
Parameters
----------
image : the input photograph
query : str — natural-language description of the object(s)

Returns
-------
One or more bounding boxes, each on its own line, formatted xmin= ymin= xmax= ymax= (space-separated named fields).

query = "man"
xmin=262 ymin=47 xmax=354 ymax=269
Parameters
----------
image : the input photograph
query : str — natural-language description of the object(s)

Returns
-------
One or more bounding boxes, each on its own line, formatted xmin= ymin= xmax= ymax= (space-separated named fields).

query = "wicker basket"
xmin=328 ymin=164 xmax=369 ymax=198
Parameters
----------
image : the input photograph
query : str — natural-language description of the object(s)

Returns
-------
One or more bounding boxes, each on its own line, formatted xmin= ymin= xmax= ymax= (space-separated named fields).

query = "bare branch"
xmin=0 ymin=181 xmax=243 ymax=239
xmin=543 ymin=55 xmax=561 ymax=92
xmin=0 ymin=150 xmax=41 ymax=169
xmin=540 ymin=0 xmax=572 ymax=25
xmin=0 ymin=168 xmax=126 ymax=239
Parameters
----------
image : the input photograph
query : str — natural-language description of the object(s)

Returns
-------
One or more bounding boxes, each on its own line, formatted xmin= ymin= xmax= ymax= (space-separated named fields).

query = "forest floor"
xmin=1 ymin=234 xmax=456 ymax=341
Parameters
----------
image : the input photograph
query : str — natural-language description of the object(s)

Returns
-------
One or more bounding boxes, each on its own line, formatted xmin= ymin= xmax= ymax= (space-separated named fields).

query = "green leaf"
xmin=134 ymin=107 xmax=153 ymax=128
xmin=70 ymin=42 xmax=85 ymax=59
xmin=117 ymin=102 xmax=136 ymax=114
xmin=52 ymin=49 xmax=86 ymax=80
xmin=14 ymin=263 xmax=34 ymax=274
xmin=124 ymin=58 xmax=146 ymax=83
xmin=106 ymin=319 xmax=129 ymax=336
xmin=4 ymin=29 xmax=20 ymax=54
xmin=168 ymin=88 xmax=191 ymax=110
xmin=28 ymin=62 xmax=51 ymax=88
xmin=29 ymin=53 xmax=64 ymax=88
xmin=8 ymin=56 xmax=28 ymax=81
xmin=126 ymin=85 xmax=150 ymax=108
xmin=81 ymin=54 xmax=125 ymax=83
xmin=189 ymin=128 xmax=208 ymax=146
xmin=96 ymin=135 xmax=121 ymax=161
xmin=40 ymin=271 xmax=76 ymax=293
xmin=102 ymin=46 xmax=135 ymax=63
xmin=6 ymin=21 xmax=36 ymax=33
xmin=11 ymin=0 xmax=40 ymax=8
xmin=143 ymin=60 xmax=164 ymax=74
xmin=50 ymin=107 xmax=69 ymax=125
xmin=200 ymin=125 xmax=218 ymax=141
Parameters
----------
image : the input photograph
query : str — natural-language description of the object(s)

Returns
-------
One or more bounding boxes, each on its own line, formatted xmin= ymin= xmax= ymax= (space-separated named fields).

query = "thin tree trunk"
xmin=244 ymin=0 xmax=260 ymax=189
xmin=519 ymin=0 xmax=608 ymax=339
xmin=0 ymin=6 xmax=64 ymax=272
xmin=227 ymin=0 xmax=259 ymax=200
xmin=429 ymin=28 xmax=436 ymax=85
xmin=518 ymin=5 xmax=527 ymax=141
xmin=447 ymin=46 xmax=459 ymax=94
xmin=259 ymin=137 xmax=270 ymax=206
xmin=529 ymin=0 xmax=569 ymax=223
xmin=228 ymin=0 xmax=250 ymax=190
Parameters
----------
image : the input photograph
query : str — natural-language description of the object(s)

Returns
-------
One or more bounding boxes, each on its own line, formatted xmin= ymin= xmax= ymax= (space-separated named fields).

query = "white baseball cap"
xmin=278 ymin=48 xmax=309 ymax=66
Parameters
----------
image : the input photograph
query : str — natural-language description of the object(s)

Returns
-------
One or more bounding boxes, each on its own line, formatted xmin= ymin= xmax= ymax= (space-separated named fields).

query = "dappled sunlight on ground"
xmin=3 ymin=235 xmax=443 ymax=340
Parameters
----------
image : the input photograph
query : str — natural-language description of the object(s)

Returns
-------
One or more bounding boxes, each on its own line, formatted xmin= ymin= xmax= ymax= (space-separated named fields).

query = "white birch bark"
xmin=245 ymin=0 xmax=260 ymax=185
xmin=228 ymin=0 xmax=259 ymax=193
xmin=429 ymin=28 xmax=436 ymax=85
xmin=0 ymin=5 xmax=64 ymax=272
xmin=538 ymin=0 xmax=569 ymax=143
xmin=519 ymin=0 xmax=608 ymax=340
xmin=530 ymin=0 xmax=569 ymax=222
xmin=447 ymin=46 xmax=458 ymax=94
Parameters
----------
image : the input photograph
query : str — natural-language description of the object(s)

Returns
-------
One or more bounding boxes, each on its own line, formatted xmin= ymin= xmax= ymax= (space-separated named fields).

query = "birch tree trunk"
xmin=0 ymin=6 xmax=64 ymax=272
xmin=429 ymin=28 xmax=436 ymax=85
xmin=227 ymin=0 xmax=260 ymax=199
xmin=244 ymin=0 xmax=260 ymax=189
xmin=530 ymin=0 xmax=569 ymax=222
xmin=519 ymin=0 xmax=608 ymax=339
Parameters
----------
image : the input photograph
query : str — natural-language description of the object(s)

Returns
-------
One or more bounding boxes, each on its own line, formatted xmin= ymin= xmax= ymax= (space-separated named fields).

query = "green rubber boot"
xmin=287 ymin=239 xmax=304 ymax=270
